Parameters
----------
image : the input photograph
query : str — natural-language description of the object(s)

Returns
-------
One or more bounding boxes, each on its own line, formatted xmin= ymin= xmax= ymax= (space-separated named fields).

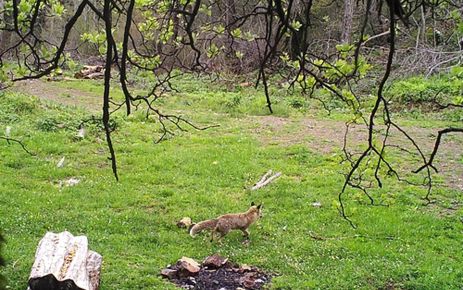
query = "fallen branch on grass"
xmin=251 ymin=170 xmax=281 ymax=190
xmin=0 ymin=136 xmax=35 ymax=156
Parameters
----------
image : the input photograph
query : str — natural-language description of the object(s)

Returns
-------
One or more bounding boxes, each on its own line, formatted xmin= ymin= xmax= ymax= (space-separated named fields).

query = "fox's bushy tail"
xmin=189 ymin=219 xmax=218 ymax=237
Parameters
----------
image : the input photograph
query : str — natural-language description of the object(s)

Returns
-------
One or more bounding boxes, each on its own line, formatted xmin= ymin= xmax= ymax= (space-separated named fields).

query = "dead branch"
xmin=0 ymin=136 xmax=35 ymax=156
xmin=414 ymin=128 xmax=463 ymax=174
xmin=251 ymin=170 xmax=281 ymax=190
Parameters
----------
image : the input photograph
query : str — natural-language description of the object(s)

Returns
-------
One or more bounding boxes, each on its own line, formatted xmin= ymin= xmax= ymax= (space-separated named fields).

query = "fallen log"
xmin=27 ymin=231 xmax=102 ymax=290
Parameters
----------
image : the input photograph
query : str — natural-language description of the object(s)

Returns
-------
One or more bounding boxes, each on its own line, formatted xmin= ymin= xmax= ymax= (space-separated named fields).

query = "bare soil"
xmin=14 ymin=79 xmax=101 ymax=112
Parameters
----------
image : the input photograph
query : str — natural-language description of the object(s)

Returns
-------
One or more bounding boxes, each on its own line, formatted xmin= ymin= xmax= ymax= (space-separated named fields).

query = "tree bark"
xmin=341 ymin=0 xmax=354 ymax=43
xmin=290 ymin=0 xmax=312 ymax=60
xmin=0 ymin=1 xmax=13 ymax=55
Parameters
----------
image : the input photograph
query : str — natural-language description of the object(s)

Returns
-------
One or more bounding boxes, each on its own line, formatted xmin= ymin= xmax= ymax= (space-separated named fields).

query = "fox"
xmin=189 ymin=202 xmax=263 ymax=242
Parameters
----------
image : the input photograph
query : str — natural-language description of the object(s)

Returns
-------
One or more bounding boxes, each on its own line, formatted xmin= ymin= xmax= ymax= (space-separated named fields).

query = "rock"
xmin=312 ymin=201 xmax=322 ymax=207
xmin=177 ymin=257 xmax=200 ymax=275
xmin=241 ymin=272 xmax=259 ymax=289
xmin=239 ymin=264 xmax=252 ymax=273
xmin=160 ymin=268 xmax=177 ymax=279
xmin=202 ymin=254 xmax=228 ymax=268
xmin=176 ymin=217 xmax=192 ymax=228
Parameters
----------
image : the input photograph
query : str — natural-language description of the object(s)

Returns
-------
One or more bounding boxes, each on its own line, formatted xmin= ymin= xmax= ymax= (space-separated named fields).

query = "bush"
xmin=287 ymin=96 xmax=305 ymax=109
xmin=36 ymin=116 xmax=61 ymax=131
xmin=224 ymin=93 xmax=242 ymax=108
xmin=389 ymin=73 xmax=463 ymax=109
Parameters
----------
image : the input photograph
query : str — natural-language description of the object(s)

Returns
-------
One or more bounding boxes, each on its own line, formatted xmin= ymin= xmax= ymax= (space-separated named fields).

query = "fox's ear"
xmin=257 ymin=203 xmax=262 ymax=209
xmin=251 ymin=201 xmax=255 ymax=206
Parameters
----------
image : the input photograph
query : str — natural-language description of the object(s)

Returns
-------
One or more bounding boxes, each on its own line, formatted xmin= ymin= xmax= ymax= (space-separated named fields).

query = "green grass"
xmin=0 ymin=78 xmax=463 ymax=289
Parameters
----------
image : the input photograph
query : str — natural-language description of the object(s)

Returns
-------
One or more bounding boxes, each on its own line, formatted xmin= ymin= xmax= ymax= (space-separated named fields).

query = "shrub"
xmin=224 ymin=93 xmax=242 ymax=108
xmin=389 ymin=74 xmax=462 ymax=109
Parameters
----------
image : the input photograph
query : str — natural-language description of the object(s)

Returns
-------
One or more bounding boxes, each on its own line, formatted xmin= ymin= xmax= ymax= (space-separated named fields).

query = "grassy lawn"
xmin=1 ymin=77 xmax=462 ymax=289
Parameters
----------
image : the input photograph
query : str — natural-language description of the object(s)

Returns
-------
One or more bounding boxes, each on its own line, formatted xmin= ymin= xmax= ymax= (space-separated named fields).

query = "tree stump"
xmin=27 ymin=231 xmax=102 ymax=290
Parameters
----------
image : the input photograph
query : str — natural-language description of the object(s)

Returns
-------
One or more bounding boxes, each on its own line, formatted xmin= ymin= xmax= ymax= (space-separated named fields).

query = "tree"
xmin=0 ymin=0 xmax=461 ymax=226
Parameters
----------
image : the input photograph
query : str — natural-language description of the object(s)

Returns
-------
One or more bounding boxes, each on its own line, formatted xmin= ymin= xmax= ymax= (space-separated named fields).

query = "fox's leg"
xmin=214 ymin=226 xmax=229 ymax=244
xmin=216 ymin=231 xmax=227 ymax=244
xmin=210 ymin=230 xmax=216 ymax=242
xmin=240 ymin=228 xmax=250 ymax=238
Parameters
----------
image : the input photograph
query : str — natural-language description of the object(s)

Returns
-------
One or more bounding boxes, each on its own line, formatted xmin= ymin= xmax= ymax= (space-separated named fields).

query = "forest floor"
xmin=1 ymin=77 xmax=463 ymax=289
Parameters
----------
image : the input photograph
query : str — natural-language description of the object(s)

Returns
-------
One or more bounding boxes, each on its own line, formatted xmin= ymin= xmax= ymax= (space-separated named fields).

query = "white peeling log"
xmin=27 ymin=231 xmax=102 ymax=290
xmin=255 ymin=170 xmax=273 ymax=186
xmin=251 ymin=171 xmax=281 ymax=190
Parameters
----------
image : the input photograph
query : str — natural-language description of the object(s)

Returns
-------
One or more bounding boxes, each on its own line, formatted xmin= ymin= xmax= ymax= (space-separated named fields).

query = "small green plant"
xmin=224 ymin=93 xmax=242 ymax=109
xmin=287 ymin=96 xmax=305 ymax=109
xmin=36 ymin=117 xmax=61 ymax=132
xmin=389 ymin=73 xmax=463 ymax=110
xmin=0 ymin=91 xmax=39 ymax=123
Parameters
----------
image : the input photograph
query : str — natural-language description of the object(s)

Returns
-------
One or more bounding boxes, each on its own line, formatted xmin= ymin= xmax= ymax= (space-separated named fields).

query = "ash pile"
xmin=161 ymin=254 xmax=271 ymax=290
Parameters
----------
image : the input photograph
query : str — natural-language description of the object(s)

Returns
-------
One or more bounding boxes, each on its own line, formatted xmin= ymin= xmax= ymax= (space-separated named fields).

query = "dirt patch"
xmin=161 ymin=254 xmax=271 ymax=290
xmin=250 ymin=116 xmax=368 ymax=154
xmin=14 ymin=79 xmax=101 ymax=112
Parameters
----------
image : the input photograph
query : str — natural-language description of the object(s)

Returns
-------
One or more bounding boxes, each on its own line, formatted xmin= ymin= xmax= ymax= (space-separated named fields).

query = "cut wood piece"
xmin=84 ymin=72 xmax=104 ymax=79
xmin=74 ymin=65 xmax=105 ymax=79
xmin=27 ymin=231 xmax=102 ymax=290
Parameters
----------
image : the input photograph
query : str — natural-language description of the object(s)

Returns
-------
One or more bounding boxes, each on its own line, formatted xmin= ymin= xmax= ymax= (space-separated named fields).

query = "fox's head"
xmin=250 ymin=202 xmax=263 ymax=218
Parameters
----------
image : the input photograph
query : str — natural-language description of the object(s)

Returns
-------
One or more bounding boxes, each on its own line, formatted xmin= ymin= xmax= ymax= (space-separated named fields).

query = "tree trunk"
xmin=0 ymin=1 xmax=12 ymax=55
xmin=27 ymin=231 xmax=102 ymax=290
xmin=290 ymin=0 xmax=312 ymax=60
xmin=420 ymin=5 xmax=426 ymax=45
xmin=341 ymin=0 xmax=354 ymax=43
